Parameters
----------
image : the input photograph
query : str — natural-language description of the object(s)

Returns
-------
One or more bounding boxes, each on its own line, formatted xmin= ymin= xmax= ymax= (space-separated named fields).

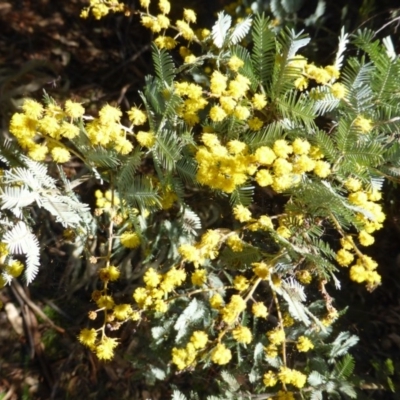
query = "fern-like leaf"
xmin=212 ymin=12 xmax=232 ymax=48
xmin=251 ymin=13 xmax=276 ymax=88
xmin=152 ymin=43 xmax=175 ymax=86
xmin=3 ymin=221 xmax=40 ymax=284
xmin=229 ymin=16 xmax=252 ymax=45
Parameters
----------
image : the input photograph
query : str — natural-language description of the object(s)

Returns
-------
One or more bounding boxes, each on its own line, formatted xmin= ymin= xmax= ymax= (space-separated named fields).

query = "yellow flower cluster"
xmin=220 ymin=294 xmax=246 ymax=324
xmin=78 ymin=262 xmax=137 ymax=360
xmin=278 ymin=366 xmax=308 ymax=388
xmin=9 ymin=99 xmax=82 ymax=163
xmin=196 ymin=134 xmax=331 ymax=195
xmin=80 ymin=0 xmax=125 ymax=19
xmin=263 ymin=366 xmax=307 ymax=389
xmin=353 ymin=115 xmax=373 ymax=134
xmin=9 ymin=98 xmax=135 ymax=163
xmin=296 ymin=336 xmax=314 ymax=352
xmin=137 ymin=0 xmax=197 ymax=47
xmin=78 ymin=328 xmax=119 ymax=360
xmin=133 ymin=267 xmax=186 ymax=312
xmin=171 ymin=330 xmax=208 ymax=370
xmin=178 ymin=229 xmax=222 ymax=266
xmin=335 ymin=178 xmax=385 ymax=287
xmin=174 ymin=81 xmax=208 ymax=125
xmin=85 ymin=104 xmax=133 ymax=154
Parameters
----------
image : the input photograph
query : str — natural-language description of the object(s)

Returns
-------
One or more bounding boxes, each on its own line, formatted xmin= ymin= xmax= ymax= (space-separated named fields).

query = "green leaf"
xmin=152 ymin=43 xmax=176 ymax=86
xmin=334 ymin=354 xmax=355 ymax=379
xmin=122 ymin=176 xmax=161 ymax=211
xmin=117 ymin=148 xmax=143 ymax=192
xmin=230 ymin=185 xmax=254 ymax=207
xmin=153 ymin=129 xmax=184 ymax=171
xmin=251 ymin=13 xmax=276 ymax=88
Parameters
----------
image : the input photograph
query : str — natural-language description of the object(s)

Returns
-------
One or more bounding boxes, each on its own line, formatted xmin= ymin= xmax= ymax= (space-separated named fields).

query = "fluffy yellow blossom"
xmin=120 ymin=231 xmax=141 ymax=248
xmin=6 ymin=261 xmax=24 ymax=278
xmin=51 ymin=147 xmax=71 ymax=163
xmin=78 ymin=328 xmax=97 ymax=347
xmin=233 ymin=105 xmax=250 ymax=120
xmin=176 ymin=20 xmax=195 ymax=40
xmin=276 ymin=226 xmax=291 ymax=238
xmin=273 ymin=140 xmax=293 ymax=159
xmin=331 ymin=82 xmax=347 ymax=99
xmin=263 ymin=370 xmax=278 ymax=387
xmin=278 ymin=367 xmax=307 ymax=388
xmin=296 ymin=336 xmax=314 ymax=352
xmin=191 ymin=269 xmax=207 ymax=286
xmin=228 ymin=55 xmax=244 ymax=71
xmin=292 ymin=138 xmax=311 ymax=155
xmin=154 ymin=35 xmax=177 ymax=49
xmin=233 ymin=275 xmax=249 ymax=291
xmin=359 ymin=230 xmax=375 ymax=246
xmin=294 ymin=76 xmax=308 ymax=91
xmin=232 ymin=325 xmax=252 ymax=344
xmin=136 ymin=131 xmax=155 ymax=147
xmin=219 ymin=96 xmax=236 ymax=113
xmin=158 ymin=0 xmax=170 ymax=14
xmin=265 ymin=343 xmax=278 ymax=358
xmin=210 ymin=71 xmax=228 ymax=96
xmin=248 ymin=117 xmax=264 ymax=130
xmin=267 ymin=327 xmax=285 ymax=345
xmin=209 ymin=105 xmax=227 ymax=122
xmin=313 ymin=160 xmax=331 ymax=178
xmin=233 ymin=204 xmax=252 ymax=222
xmin=252 ymin=93 xmax=267 ymax=110
xmin=252 ymin=262 xmax=271 ymax=279
xmin=221 ymin=295 xmax=246 ymax=324
xmin=306 ymin=64 xmax=331 ymax=84
xmin=95 ymin=336 xmax=118 ymax=360
xmin=273 ymin=158 xmax=293 ymax=176
xmin=160 ymin=267 xmax=186 ymax=292
xmin=96 ymin=295 xmax=115 ymax=310
xmin=127 ymin=107 xmax=147 ymax=125
xmin=179 ymin=243 xmax=201 ymax=264
xmin=22 ymin=99 xmax=44 ymax=119
xmin=226 ymin=234 xmax=244 ymax=252
xmin=345 ymin=177 xmax=362 ymax=192
xmin=156 ymin=14 xmax=170 ymax=29
xmin=65 ymin=100 xmax=85 ymax=118
xmin=354 ymin=116 xmax=373 ymax=133
xmin=228 ymin=74 xmax=250 ymax=99
xmin=98 ymin=265 xmax=120 ymax=282
xmin=252 ymin=302 xmax=268 ymax=318
xmin=210 ymin=293 xmax=224 ymax=309
xmin=60 ymin=121 xmax=80 ymax=139
xmin=282 ymin=313 xmax=294 ymax=327
xmin=227 ymin=140 xmax=247 ymax=154
xmin=254 ymin=146 xmax=276 ymax=165
xmin=144 ymin=268 xmax=162 ymax=288
xmin=190 ymin=331 xmax=208 ymax=349
xmin=113 ymin=304 xmax=133 ymax=320
xmin=39 ymin=115 xmax=60 ymax=137
xmin=336 ymin=248 xmax=354 ymax=267
xmin=183 ymin=8 xmax=196 ymax=23
xmin=211 ymin=343 xmax=232 ymax=365
xmin=99 ymin=104 xmax=122 ymax=124
xmin=139 ymin=0 xmax=150 ymax=8
xmin=296 ymin=269 xmax=312 ymax=284
xmin=258 ymin=215 xmax=274 ymax=230
xmin=293 ymin=155 xmax=315 ymax=173
xmin=325 ymin=65 xmax=340 ymax=79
